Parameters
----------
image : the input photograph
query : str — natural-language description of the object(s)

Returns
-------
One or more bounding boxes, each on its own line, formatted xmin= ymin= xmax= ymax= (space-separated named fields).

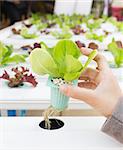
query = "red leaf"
xmin=21 ymin=66 xmax=29 ymax=73
xmin=12 ymin=67 xmax=19 ymax=73
xmin=0 ymin=70 xmax=10 ymax=80
xmin=22 ymin=74 xmax=38 ymax=87
xmin=72 ymin=25 xmax=85 ymax=35
xmin=1 ymin=67 xmax=38 ymax=87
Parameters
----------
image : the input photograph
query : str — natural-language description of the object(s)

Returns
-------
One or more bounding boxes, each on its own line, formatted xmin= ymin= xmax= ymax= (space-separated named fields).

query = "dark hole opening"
xmin=39 ymin=119 xmax=64 ymax=130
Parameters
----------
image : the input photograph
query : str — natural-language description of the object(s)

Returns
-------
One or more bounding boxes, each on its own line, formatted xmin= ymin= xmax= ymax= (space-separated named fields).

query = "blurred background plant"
xmin=0 ymin=0 xmax=123 ymax=29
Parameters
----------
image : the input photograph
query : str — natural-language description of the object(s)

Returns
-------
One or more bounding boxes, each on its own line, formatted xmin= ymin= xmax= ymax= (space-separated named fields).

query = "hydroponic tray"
xmin=0 ymin=61 xmax=123 ymax=110
xmin=0 ymin=117 xmax=122 ymax=150
xmin=1 ymin=20 xmax=123 ymax=50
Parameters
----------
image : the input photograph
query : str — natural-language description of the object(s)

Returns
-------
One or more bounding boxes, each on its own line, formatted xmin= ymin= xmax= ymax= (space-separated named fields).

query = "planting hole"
xmin=39 ymin=119 xmax=64 ymax=130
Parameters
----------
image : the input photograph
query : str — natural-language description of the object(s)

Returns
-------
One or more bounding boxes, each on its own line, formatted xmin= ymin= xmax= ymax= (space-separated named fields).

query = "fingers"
xmin=80 ymin=47 xmax=109 ymax=71
xmin=60 ymin=85 xmax=96 ymax=105
xmin=79 ymin=68 xmax=99 ymax=81
xmin=79 ymin=76 xmax=90 ymax=81
xmin=95 ymin=54 xmax=108 ymax=71
xmin=80 ymin=47 xmax=93 ymax=56
xmin=78 ymin=81 xmax=97 ymax=89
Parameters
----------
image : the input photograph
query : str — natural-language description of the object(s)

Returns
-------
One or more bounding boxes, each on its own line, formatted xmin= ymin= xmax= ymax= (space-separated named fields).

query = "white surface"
xmin=0 ymin=117 xmax=123 ymax=150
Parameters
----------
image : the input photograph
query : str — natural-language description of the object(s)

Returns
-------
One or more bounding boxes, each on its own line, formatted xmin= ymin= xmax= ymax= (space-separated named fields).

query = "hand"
xmin=60 ymin=48 xmax=122 ymax=117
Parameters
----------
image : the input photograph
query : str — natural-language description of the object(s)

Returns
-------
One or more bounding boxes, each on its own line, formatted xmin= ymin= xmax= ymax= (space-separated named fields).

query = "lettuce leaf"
xmin=1 ymin=55 xmax=26 ymax=64
xmin=53 ymin=39 xmax=81 ymax=63
xmin=107 ymin=17 xmax=123 ymax=32
xmin=51 ymin=26 xmax=72 ymax=39
xmin=40 ymin=41 xmax=54 ymax=56
xmin=20 ymin=28 xmax=38 ymax=39
xmin=29 ymin=13 xmax=41 ymax=25
xmin=64 ymin=72 xmax=81 ymax=81
xmin=36 ymin=23 xmax=47 ymax=30
xmin=86 ymin=19 xmax=103 ymax=30
xmin=108 ymin=39 xmax=123 ymax=67
xmin=0 ymin=42 xmax=27 ymax=66
xmin=81 ymin=50 xmax=97 ymax=72
xmin=0 ymin=42 xmax=8 ymax=60
xmin=65 ymin=55 xmax=82 ymax=73
xmin=29 ymin=40 xmax=97 ymax=81
xmin=86 ymin=32 xmax=105 ymax=42
xmin=64 ymin=55 xmax=82 ymax=81
xmin=29 ymin=48 xmax=60 ymax=77
xmin=53 ymin=39 xmax=81 ymax=75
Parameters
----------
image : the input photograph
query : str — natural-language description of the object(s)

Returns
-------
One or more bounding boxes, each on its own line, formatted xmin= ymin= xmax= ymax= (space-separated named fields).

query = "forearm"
xmin=101 ymin=97 xmax=123 ymax=143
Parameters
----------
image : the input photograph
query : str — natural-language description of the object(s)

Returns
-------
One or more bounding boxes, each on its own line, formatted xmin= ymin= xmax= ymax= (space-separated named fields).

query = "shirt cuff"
xmin=101 ymin=97 xmax=123 ymax=143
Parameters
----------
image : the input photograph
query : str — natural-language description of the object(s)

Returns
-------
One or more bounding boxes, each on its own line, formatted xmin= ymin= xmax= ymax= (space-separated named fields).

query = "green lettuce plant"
xmin=86 ymin=32 xmax=105 ymax=42
xmin=107 ymin=17 xmax=123 ymax=32
xmin=108 ymin=39 xmax=123 ymax=67
xmin=51 ymin=26 xmax=72 ymax=39
xmin=57 ymin=14 xmax=82 ymax=28
xmin=86 ymin=18 xmax=103 ymax=31
xmin=0 ymin=42 xmax=27 ymax=66
xmin=29 ymin=40 xmax=97 ymax=81
xmin=20 ymin=27 xmax=38 ymax=39
xmin=29 ymin=13 xmax=41 ymax=25
xmin=36 ymin=23 xmax=47 ymax=30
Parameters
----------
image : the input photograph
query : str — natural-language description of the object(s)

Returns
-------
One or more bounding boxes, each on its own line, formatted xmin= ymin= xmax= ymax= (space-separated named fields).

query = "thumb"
xmin=60 ymin=85 xmax=96 ymax=105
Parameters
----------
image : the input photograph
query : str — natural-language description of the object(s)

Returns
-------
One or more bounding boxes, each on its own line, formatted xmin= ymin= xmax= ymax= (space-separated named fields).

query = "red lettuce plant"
xmin=0 ymin=67 xmax=38 ymax=87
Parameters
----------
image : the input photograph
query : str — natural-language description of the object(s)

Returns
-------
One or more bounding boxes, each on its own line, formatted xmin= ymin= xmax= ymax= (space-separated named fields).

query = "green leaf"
xmin=22 ymin=54 xmax=28 ymax=58
xmin=81 ymin=50 xmax=97 ymax=73
xmin=65 ymin=55 xmax=82 ymax=73
xmin=108 ymin=39 xmax=123 ymax=67
xmin=36 ymin=23 xmax=47 ymax=30
xmin=29 ymin=39 xmax=95 ymax=81
xmin=40 ymin=41 xmax=48 ymax=49
xmin=118 ymin=22 xmax=123 ymax=32
xmin=53 ymin=40 xmax=81 ymax=75
xmin=64 ymin=72 xmax=81 ymax=81
xmin=40 ymin=41 xmax=54 ymax=56
xmin=107 ymin=17 xmax=118 ymax=27
xmin=29 ymin=13 xmax=41 ymax=25
xmin=64 ymin=55 xmax=83 ymax=81
xmin=0 ymin=42 xmax=27 ymax=66
xmin=86 ymin=32 xmax=105 ymax=42
xmin=53 ymin=39 xmax=80 ymax=63
xmin=20 ymin=28 xmax=38 ymax=39
xmin=1 ymin=55 xmax=26 ymax=65
xmin=4 ymin=45 xmax=13 ymax=58
xmin=51 ymin=26 xmax=72 ymax=39
xmin=87 ymin=19 xmax=103 ymax=30
xmin=29 ymin=48 xmax=60 ymax=77
xmin=0 ymin=42 xmax=8 ymax=61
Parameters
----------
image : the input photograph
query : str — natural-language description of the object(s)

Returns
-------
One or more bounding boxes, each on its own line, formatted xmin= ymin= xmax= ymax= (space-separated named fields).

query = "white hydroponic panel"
xmin=0 ymin=117 xmax=122 ymax=150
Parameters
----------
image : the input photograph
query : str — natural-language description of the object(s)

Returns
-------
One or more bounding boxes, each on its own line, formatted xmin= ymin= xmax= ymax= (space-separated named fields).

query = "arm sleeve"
xmin=101 ymin=97 xmax=123 ymax=143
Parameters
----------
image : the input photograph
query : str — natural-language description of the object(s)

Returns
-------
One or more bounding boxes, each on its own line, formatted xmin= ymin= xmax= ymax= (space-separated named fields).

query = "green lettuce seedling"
xmin=86 ymin=32 xmax=105 ymax=42
xmin=51 ymin=26 xmax=72 ymax=39
xmin=107 ymin=17 xmax=123 ymax=32
xmin=20 ymin=27 xmax=38 ymax=39
xmin=29 ymin=40 xmax=97 ymax=81
xmin=29 ymin=13 xmax=41 ymax=25
xmin=0 ymin=42 xmax=27 ymax=66
xmin=86 ymin=19 xmax=103 ymax=31
xmin=108 ymin=39 xmax=123 ymax=67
